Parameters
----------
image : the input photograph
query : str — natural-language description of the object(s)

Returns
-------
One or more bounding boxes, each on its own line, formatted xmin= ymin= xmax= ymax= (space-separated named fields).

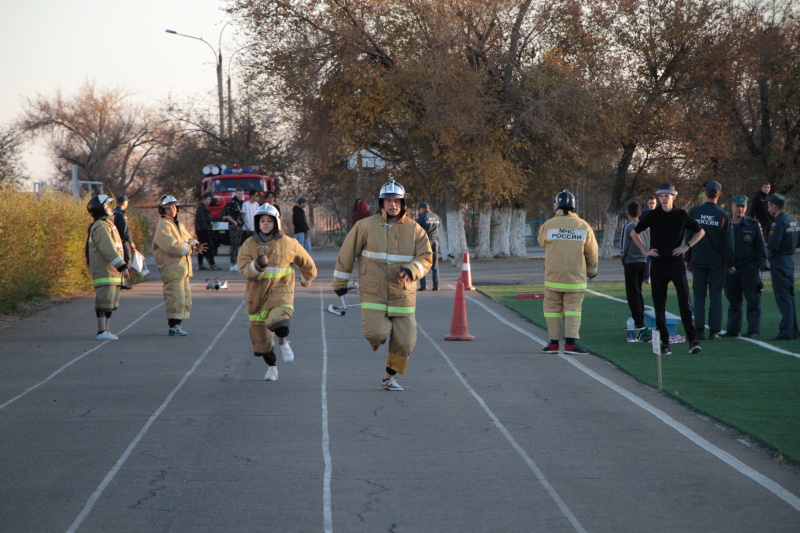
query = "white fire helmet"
xmin=254 ymin=203 xmax=281 ymax=232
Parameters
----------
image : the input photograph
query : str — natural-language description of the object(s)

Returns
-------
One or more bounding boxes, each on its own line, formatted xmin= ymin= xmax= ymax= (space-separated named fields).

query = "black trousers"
xmin=623 ymin=262 xmax=646 ymax=327
xmin=649 ymin=259 xmax=697 ymax=344
xmin=196 ymin=230 xmax=216 ymax=266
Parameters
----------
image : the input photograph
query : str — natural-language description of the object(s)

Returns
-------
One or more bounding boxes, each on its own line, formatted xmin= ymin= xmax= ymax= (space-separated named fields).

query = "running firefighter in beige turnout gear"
xmin=239 ymin=203 xmax=317 ymax=380
xmin=332 ymin=180 xmax=432 ymax=390
xmin=538 ymin=190 xmax=599 ymax=354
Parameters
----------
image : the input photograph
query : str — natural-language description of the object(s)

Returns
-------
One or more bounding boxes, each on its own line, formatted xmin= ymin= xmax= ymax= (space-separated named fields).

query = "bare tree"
xmin=20 ymin=80 xmax=173 ymax=198
xmin=0 ymin=123 xmax=29 ymax=188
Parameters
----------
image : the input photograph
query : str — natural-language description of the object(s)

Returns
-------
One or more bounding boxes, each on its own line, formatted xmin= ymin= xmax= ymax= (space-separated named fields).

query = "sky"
xmin=0 ymin=0 xmax=248 ymax=184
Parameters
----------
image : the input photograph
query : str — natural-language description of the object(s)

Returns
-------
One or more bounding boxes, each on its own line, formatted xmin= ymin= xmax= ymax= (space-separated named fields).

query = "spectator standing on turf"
xmin=640 ymin=195 xmax=657 ymax=283
xmin=684 ymin=181 xmax=735 ymax=340
xmin=631 ymin=183 xmax=705 ymax=356
xmin=723 ymin=195 xmax=766 ymax=338
xmin=765 ymin=193 xmax=800 ymax=340
xmin=620 ymin=202 xmax=647 ymax=330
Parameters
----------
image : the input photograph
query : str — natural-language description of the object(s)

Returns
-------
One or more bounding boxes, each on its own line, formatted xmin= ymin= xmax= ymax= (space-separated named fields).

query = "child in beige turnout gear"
xmin=238 ymin=203 xmax=317 ymax=381
xmin=85 ymin=195 xmax=129 ymax=340
xmin=538 ymin=189 xmax=599 ymax=355
xmin=331 ymin=180 xmax=432 ymax=391
xmin=153 ymin=195 xmax=207 ymax=336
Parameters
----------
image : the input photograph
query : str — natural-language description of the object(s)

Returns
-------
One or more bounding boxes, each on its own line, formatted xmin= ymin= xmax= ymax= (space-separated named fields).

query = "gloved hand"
xmin=587 ymin=272 xmax=597 ymax=279
xmin=334 ymin=287 xmax=349 ymax=297
xmin=256 ymin=255 xmax=268 ymax=269
xmin=300 ymin=277 xmax=311 ymax=287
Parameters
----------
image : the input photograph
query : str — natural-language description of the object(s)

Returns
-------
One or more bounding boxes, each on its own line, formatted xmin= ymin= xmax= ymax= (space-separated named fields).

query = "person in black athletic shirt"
xmin=630 ymin=183 xmax=705 ymax=356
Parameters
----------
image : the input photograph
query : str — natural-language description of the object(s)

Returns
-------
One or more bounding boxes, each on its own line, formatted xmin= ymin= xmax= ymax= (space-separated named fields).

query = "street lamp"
xmin=165 ymin=14 xmax=250 ymax=139
xmin=227 ymin=42 xmax=258 ymax=137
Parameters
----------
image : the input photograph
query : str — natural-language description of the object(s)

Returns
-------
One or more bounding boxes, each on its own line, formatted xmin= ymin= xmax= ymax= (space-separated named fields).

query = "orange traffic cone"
xmin=459 ymin=250 xmax=474 ymax=290
xmin=445 ymin=279 xmax=475 ymax=341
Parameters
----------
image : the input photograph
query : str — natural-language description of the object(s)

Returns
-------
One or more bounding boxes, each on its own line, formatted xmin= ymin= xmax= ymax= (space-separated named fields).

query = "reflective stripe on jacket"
xmin=538 ymin=210 xmax=599 ymax=292
xmin=332 ymin=210 xmax=432 ymax=317
xmin=88 ymin=217 xmax=125 ymax=287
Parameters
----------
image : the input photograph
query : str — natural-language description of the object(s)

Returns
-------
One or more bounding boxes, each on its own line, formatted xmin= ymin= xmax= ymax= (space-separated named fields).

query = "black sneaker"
xmin=743 ymin=333 xmax=760 ymax=338
xmin=542 ymin=343 xmax=560 ymax=354
xmin=708 ymin=332 xmax=720 ymax=340
xmin=720 ymin=332 xmax=740 ymax=338
xmin=689 ymin=341 xmax=702 ymax=354
xmin=563 ymin=344 xmax=588 ymax=355
xmin=660 ymin=343 xmax=671 ymax=355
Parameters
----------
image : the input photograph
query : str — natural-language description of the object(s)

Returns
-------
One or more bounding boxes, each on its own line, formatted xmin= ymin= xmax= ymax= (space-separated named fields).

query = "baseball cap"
xmin=732 ymin=195 xmax=748 ymax=206
xmin=116 ymin=194 xmax=128 ymax=203
xmin=298 ymin=197 xmax=307 ymax=204
xmin=418 ymin=202 xmax=429 ymax=209
xmin=766 ymin=193 xmax=786 ymax=208
xmin=655 ymin=183 xmax=677 ymax=196
xmin=705 ymin=181 xmax=721 ymax=193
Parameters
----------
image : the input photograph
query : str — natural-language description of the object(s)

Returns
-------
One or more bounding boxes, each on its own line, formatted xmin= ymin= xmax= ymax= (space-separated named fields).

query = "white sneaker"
xmin=229 ymin=265 xmax=239 ymax=271
xmin=381 ymin=376 xmax=403 ymax=391
xmin=264 ymin=366 xmax=278 ymax=381
xmin=278 ymin=341 xmax=294 ymax=363
xmin=168 ymin=325 xmax=188 ymax=336
xmin=96 ymin=331 xmax=118 ymax=341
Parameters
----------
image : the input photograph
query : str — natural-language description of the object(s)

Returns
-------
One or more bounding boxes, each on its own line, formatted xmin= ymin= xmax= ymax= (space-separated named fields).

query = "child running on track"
xmin=238 ymin=203 xmax=317 ymax=381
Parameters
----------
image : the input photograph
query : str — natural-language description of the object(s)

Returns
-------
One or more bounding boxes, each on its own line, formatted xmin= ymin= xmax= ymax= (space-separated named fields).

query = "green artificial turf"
xmin=478 ymin=281 xmax=800 ymax=464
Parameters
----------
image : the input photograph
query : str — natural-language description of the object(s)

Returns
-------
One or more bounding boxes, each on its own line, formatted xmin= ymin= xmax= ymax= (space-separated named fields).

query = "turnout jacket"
xmin=538 ymin=210 xmax=599 ymax=291
xmin=238 ymin=232 xmax=317 ymax=317
xmin=88 ymin=216 xmax=126 ymax=287
xmin=332 ymin=210 xmax=432 ymax=317
xmin=153 ymin=215 xmax=197 ymax=283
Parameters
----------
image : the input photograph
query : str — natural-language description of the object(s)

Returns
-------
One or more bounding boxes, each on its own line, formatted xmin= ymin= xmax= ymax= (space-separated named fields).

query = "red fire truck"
xmin=198 ymin=165 xmax=279 ymax=244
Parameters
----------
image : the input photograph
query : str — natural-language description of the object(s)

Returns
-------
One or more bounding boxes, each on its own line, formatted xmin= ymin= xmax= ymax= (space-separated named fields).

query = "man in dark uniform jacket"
xmin=723 ymin=195 xmax=767 ymax=338
xmin=416 ymin=202 xmax=440 ymax=291
xmin=766 ymin=193 xmax=800 ymax=340
xmin=113 ymin=194 xmax=135 ymax=289
xmin=684 ymin=181 xmax=735 ymax=340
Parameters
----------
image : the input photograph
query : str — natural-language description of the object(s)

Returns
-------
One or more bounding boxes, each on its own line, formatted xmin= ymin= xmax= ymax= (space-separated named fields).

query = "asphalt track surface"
xmin=1 ymin=249 xmax=799 ymax=532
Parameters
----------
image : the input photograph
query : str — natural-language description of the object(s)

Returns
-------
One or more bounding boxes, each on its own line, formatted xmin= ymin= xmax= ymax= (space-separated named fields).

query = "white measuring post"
xmin=651 ymin=329 xmax=663 ymax=392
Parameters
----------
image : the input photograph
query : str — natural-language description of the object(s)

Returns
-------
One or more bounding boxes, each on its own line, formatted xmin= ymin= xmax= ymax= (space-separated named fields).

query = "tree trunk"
xmin=474 ymin=208 xmax=492 ymax=259
xmin=445 ymin=208 xmax=467 ymax=266
xmin=599 ymin=210 xmax=621 ymax=259
xmin=491 ymin=206 xmax=511 ymax=257
xmin=510 ymin=208 xmax=527 ymax=257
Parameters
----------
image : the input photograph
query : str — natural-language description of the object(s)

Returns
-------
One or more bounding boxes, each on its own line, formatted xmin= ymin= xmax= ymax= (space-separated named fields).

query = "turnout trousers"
xmin=362 ymin=309 xmax=416 ymax=375
xmin=163 ymin=277 xmax=192 ymax=320
xmin=543 ymin=289 xmax=584 ymax=340
xmin=649 ymin=260 xmax=698 ymax=344
xmin=249 ymin=304 xmax=293 ymax=360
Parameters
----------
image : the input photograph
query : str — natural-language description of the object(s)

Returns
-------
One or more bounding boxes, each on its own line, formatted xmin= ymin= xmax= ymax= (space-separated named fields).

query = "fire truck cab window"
xmin=212 ymin=178 xmax=238 ymax=193
xmin=238 ymin=178 xmax=267 ymax=192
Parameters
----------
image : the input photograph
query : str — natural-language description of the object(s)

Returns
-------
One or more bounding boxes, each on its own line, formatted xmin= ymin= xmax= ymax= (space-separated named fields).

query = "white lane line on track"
xmin=585 ymin=288 xmax=800 ymax=359
xmin=319 ymin=291 xmax=334 ymax=533
xmin=0 ymin=302 xmax=164 ymax=411
xmin=418 ymin=325 xmax=588 ymax=533
xmin=466 ymin=293 xmax=800 ymax=513
xmin=66 ymin=301 xmax=243 ymax=533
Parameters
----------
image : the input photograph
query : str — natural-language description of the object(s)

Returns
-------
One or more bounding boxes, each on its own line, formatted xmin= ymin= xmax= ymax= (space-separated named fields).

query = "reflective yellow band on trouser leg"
xmin=543 ymin=289 xmax=565 ymax=340
xmin=248 ymin=305 xmax=294 ymax=353
xmin=563 ymin=292 xmax=585 ymax=339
